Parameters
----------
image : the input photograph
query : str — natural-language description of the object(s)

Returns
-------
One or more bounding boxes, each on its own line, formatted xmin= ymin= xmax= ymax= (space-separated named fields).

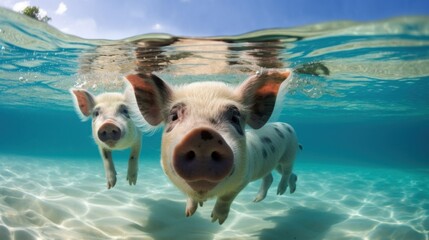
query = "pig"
xmin=70 ymin=88 xmax=142 ymax=189
xmin=126 ymin=69 xmax=299 ymax=224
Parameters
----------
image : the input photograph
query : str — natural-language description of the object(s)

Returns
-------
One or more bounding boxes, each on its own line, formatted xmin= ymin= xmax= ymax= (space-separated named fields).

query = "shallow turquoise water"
xmin=0 ymin=7 xmax=429 ymax=240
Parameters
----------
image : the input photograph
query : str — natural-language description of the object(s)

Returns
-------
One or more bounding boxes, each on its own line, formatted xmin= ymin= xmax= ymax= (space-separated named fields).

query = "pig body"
xmin=246 ymin=122 xmax=299 ymax=202
xmin=71 ymin=89 xmax=142 ymax=189
xmin=126 ymin=69 xmax=298 ymax=224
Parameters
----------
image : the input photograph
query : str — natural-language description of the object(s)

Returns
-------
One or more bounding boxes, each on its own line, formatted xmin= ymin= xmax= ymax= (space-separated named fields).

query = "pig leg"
xmin=276 ymin=164 xmax=289 ymax=195
xmin=277 ymin=172 xmax=298 ymax=195
xmin=277 ymin=178 xmax=288 ymax=195
xmin=211 ymin=189 xmax=242 ymax=224
xmin=127 ymin=138 xmax=141 ymax=185
xmin=185 ymin=198 xmax=205 ymax=217
xmin=99 ymin=147 xmax=117 ymax=189
xmin=186 ymin=198 xmax=204 ymax=217
xmin=185 ymin=198 xmax=198 ymax=217
xmin=253 ymin=173 xmax=273 ymax=202
xmin=277 ymin=164 xmax=297 ymax=195
xmin=288 ymin=173 xmax=298 ymax=194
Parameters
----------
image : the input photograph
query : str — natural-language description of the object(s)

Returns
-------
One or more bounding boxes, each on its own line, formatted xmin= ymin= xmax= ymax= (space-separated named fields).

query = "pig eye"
xmin=118 ymin=105 xmax=130 ymax=118
xmin=93 ymin=109 xmax=100 ymax=118
xmin=168 ymin=103 xmax=186 ymax=123
xmin=170 ymin=112 xmax=179 ymax=122
xmin=226 ymin=105 xmax=243 ymax=135
xmin=226 ymin=105 xmax=241 ymax=120
xmin=231 ymin=115 xmax=240 ymax=125
xmin=168 ymin=108 xmax=180 ymax=122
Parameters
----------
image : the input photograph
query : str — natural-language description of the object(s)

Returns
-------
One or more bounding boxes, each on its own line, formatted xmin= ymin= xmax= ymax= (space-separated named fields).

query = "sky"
xmin=1 ymin=0 xmax=429 ymax=40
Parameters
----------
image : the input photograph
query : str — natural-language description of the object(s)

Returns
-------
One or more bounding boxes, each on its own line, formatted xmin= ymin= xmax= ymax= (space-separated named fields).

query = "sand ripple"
xmin=0 ymin=155 xmax=428 ymax=239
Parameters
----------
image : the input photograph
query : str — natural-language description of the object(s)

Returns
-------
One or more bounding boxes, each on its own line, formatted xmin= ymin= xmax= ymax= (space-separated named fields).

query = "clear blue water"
xmin=0 ymin=7 xmax=428 ymax=240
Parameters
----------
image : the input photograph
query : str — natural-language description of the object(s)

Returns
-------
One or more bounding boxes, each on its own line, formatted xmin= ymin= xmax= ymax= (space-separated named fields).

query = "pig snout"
xmin=173 ymin=127 xmax=234 ymax=192
xmin=98 ymin=122 xmax=122 ymax=144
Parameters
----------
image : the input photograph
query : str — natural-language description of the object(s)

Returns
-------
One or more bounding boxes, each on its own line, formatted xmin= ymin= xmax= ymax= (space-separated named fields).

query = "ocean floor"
xmin=0 ymin=155 xmax=428 ymax=240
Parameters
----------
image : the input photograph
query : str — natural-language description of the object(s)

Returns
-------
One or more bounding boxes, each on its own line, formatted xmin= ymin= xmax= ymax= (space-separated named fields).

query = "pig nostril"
xmin=211 ymin=151 xmax=222 ymax=162
xmin=184 ymin=151 xmax=196 ymax=162
xmin=100 ymin=131 xmax=107 ymax=138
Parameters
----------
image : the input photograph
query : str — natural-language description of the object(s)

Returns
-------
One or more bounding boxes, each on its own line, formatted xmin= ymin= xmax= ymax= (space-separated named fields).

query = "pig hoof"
xmin=277 ymin=185 xmax=287 ymax=195
xmin=289 ymin=173 xmax=298 ymax=194
xmin=185 ymin=198 xmax=198 ymax=217
xmin=185 ymin=208 xmax=196 ymax=217
xmin=185 ymin=205 xmax=197 ymax=217
xmin=253 ymin=193 xmax=266 ymax=202
xmin=107 ymin=179 xmax=116 ymax=189
xmin=127 ymin=173 xmax=138 ymax=186
xmin=107 ymin=175 xmax=117 ymax=189
xmin=211 ymin=209 xmax=228 ymax=225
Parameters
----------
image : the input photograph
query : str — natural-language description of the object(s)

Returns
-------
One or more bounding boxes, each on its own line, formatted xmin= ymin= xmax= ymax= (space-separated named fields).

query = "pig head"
xmin=126 ymin=69 xmax=292 ymax=223
xmin=70 ymin=89 xmax=142 ymax=189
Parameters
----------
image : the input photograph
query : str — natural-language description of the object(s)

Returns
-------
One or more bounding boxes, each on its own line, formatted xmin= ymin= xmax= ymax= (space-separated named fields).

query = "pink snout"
xmin=173 ymin=127 xmax=234 ymax=193
xmin=98 ymin=122 xmax=122 ymax=145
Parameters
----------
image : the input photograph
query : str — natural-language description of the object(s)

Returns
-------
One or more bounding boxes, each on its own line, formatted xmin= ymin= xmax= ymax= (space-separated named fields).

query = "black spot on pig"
xmin=261 ymin=136 xmax=275 ymax=152
xmin=274 ymin=127 xmax=285 ymax=138
xmin=260 ymin=136 xmax=272 ymax=144
xmin=201 ymin=130 xmax=214 ymax=140
xmin=262 ymin=149 xmax=268 ymax=159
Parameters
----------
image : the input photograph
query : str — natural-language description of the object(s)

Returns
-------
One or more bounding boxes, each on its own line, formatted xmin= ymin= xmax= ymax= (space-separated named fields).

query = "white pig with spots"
xmin=70 ymin=88 xmax=142 ymax=189
xmin=126 ymin=69 xmax=299 ymax=224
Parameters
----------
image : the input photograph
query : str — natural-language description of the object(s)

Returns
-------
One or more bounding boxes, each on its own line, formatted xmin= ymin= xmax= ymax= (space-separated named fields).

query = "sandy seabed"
xmin=0 ymin=155 xmax=428 ymax=240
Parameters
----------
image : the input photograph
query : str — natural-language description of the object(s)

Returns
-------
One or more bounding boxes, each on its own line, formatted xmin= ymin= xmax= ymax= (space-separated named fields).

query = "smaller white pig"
xmin=126 ymin=69 xmax=299 ymax=224
xmin=70 ymin=88 xmax=142 ymax=189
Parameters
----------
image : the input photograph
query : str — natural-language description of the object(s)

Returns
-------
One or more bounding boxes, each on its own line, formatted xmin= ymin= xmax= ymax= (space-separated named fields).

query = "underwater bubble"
xmin=18 ymin=76 xmax=28 ymax=83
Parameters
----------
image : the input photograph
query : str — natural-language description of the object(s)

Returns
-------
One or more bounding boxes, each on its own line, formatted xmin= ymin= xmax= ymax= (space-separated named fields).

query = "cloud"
xmin=12 ymin=1 xmax=30 ymax=12
xmin=152 ymin=23 xmax=162 ymax=30
xmin=55 ymin=2 xmax=67 ymax=15
xmin=38 ymin=8 xmax=47 ymax=17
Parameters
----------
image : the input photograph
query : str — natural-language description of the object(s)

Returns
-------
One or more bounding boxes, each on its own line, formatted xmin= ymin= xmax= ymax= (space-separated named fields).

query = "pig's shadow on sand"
xmin=130 ymin=198 xmax=220 ymax=240
xmin=259 ymin=207 xmax=348 ymax=240
xmin=129 ymin=199 xmax=347 ymax=240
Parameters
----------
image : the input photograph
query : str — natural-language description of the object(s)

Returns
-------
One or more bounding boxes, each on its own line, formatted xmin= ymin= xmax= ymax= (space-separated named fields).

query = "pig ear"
xmin=125 ymin=73 xmax=172 ymax=126
xmin=236 ymin=69 xmax=292 ymax=129
xmin=70 ymin=89 xmax=96 ymax=121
